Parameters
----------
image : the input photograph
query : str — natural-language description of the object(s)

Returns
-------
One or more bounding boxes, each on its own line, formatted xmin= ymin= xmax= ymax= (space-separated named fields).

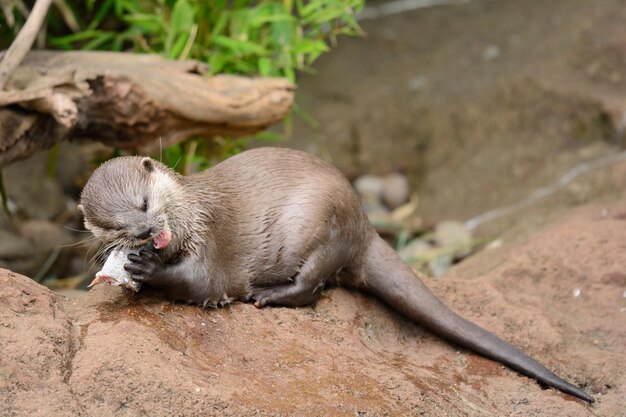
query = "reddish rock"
xmin=1 ymin=201 xmax=624 ymax=416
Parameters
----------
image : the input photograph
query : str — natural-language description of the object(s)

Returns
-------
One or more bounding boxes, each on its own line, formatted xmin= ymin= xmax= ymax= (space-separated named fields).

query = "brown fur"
xmin=80 ymin=147 xmax=593 ymax=402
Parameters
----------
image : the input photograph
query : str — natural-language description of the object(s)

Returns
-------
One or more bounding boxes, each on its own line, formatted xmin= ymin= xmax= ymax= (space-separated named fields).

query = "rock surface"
xmin=1 ymin=201 xmax=625 ymax=416
xmin=381 ymin=172 xmax=410 ymax=210
xmin=288 ymin=0 xmax=626 ymax=240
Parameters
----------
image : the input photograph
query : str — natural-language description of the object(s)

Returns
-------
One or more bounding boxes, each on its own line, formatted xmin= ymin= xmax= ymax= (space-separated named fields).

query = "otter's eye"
xmin=142 ymin=197 xmax=148 ymax=212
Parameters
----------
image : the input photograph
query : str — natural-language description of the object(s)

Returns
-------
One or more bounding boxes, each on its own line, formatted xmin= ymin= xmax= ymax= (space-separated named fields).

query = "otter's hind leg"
xmin=248 ymin=249 xmax=339 ymax=308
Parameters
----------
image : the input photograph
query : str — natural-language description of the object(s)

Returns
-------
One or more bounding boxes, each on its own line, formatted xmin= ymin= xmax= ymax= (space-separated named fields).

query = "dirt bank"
xmin=1 ymin=200 xmax=624 ymax=416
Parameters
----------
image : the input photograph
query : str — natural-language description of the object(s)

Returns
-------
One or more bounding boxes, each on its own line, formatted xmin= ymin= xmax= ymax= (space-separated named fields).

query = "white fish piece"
xmin=89 ymin=248 xmax=141 ymax=292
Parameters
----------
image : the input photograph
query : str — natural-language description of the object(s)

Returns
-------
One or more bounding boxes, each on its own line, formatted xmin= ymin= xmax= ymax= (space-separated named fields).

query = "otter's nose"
xmin=135 ymin=228 xmax=152 ymax=240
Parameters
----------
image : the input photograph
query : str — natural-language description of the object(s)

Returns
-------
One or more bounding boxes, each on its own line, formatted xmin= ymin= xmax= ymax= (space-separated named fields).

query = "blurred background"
xmin=1 ymin=0 xmax=626 ymax=292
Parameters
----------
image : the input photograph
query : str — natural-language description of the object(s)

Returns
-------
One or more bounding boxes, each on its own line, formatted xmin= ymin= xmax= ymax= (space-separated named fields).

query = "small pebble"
xmin=354 ymin=175 xmax=385 ymax=201
xmin=398 ymin=239 xmax=432 ymax=262
xmin=435 ymin=221 xmax=473 ymax=258
xmin=408 ymin=76 xmax=426 ymax=91
xmin=429 ymin=253 xmax=454 ymax=277
xmin=573 ymin=288 xmax=581 ymax=298
xmin=485 ymin=239 xmax=503 ymax=250
xmin=482 ymin=45 xmax=501 ymax=61
xmin=382 ymin=173 xmax=410 ymax=209
xmin=362 ymin=198 xmax=389 ymax=215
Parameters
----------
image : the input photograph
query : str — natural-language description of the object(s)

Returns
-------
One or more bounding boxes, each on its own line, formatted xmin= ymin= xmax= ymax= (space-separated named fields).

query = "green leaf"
xmin=214 ymin=35 xmax=268 ymax=55
xmin=49 ymin=30 xmax=108 ymax=48
xmin=166 ymin=0 xmax=195 ymax=54
xmin=210 ymin=13 xmax=229 ymax=38
xmin=340 ymin=11 xmax=363 ymax=33
xmin=87 ymin=0 xmax=114 ymax=30
xmin=258 ymin=57 xmax=271 ymax=76
xmin=168 ymin=33 xmax=189 ymax=59
xmin=293 ymin=38 xmax=328 ymax=55
xmin=284 ymin=0 xmax=294 ymax=13
xmin=269 ymin=17 xmax=294 ymax=47
xmin=111 ymin=35 xmax=125 ymax=51
xmin=114 ymin=0 xmax=136 ymax=16
xmin=212 ymin=0 xmax=227 ymax=10
xmin=171 ymin=0 xmax=194 ymax=35
xmin=300 ymin=0 xmax=322 ymax=17
xmin=254 ymin=131 xmax=285 ymax=142
xmin=283 ymin=65 xmax=295 ymax=82
xmin=208 ymin=53 xmax=226 ymax=75
xmin=303 ymin=8 xmax=345 ymax=25
xmin=229 ymin=9 xmax=252 ymax=40
xmin=248 ymin=3 xmax=294 ymax=28
xmin=230 ymin=58 xmax=256 ymax=74
xmin=81 ymin=32 xmax=116 ymax=50
xmin=123 ymin=14 xmax=164 ymax=34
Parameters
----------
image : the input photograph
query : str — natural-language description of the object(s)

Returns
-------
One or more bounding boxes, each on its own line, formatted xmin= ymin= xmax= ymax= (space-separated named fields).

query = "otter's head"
xmin=79 ymin=156 xmax=180 ymax=251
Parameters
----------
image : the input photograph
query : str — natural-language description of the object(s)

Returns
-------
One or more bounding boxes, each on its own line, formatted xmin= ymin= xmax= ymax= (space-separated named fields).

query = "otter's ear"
xmin=141 ymin=157 xmax=154 ymax=173
xmin=77 ymin=204 xmax=84 ymax=214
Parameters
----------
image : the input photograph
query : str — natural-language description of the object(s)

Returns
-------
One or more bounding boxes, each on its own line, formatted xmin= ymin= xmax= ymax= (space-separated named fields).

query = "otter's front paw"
xmin=124 ymin=249 xmax=162 ymax=283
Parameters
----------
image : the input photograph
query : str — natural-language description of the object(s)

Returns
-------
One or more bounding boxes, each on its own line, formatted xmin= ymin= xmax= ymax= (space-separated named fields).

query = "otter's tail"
xmin=359 ymin=235 xmax=593 ymax=403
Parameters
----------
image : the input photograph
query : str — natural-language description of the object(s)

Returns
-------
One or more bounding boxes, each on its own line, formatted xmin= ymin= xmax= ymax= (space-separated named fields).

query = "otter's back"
xmin=200 ymin=147 xmax=370 ymax=285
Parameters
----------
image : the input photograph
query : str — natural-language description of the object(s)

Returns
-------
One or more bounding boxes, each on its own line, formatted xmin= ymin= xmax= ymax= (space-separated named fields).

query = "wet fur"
xmin=80 ymin=147 xmax=593 ymax=402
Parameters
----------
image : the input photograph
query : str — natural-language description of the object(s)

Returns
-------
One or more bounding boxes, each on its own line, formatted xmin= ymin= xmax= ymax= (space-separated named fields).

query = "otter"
xmin=78 ymin=147 xmax=593 ymax=403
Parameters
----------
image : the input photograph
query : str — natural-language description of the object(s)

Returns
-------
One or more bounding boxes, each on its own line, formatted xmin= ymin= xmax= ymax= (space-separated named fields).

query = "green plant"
xmin=49 ymin=0 xmax=364 ymax=82
xmin=1 ymin=0 xmax=363 ymax=169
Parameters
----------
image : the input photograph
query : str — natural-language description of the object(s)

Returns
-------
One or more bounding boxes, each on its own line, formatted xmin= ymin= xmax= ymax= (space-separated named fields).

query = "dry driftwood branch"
xmin=0 ymin=0 xmax=53 ymax=90
xmin=0 ymin=50 xmax=295 ymax=167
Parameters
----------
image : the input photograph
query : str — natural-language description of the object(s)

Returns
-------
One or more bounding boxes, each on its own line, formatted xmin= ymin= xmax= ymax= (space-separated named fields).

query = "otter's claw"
xmin=124 ymin=250 xmax=162 ymax=282
xmin=246 ymin=289 xmax=272 ymax=308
